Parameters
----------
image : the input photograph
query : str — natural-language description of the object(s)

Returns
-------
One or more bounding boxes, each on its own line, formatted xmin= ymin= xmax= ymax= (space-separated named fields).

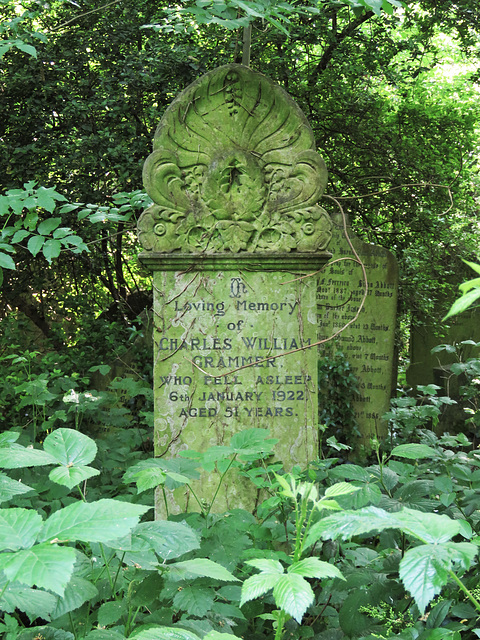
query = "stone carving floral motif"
xmin=138 ymin=64 xmax=332 ymax=254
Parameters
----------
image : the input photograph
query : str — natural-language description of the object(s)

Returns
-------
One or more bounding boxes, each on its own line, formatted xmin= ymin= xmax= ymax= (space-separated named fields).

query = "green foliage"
xmin=2 ymin=0 xmax=480 ymax=337
xmin=0 ymin=5 xmax=46 ymax=59
xmin=318 ymin=351 xmax=361 ymax=453
xmin=159 ymin=0 xmax=405 ymax=38
xmin=0 ymin=182 xmax=89 ymax=285
xmin=385 ymin=342 xmax=480 ymax=444
xmin=1 ymin=413 xmax=480 ymax=639
xmin=443 ymin=261 xmax=480 ymax=321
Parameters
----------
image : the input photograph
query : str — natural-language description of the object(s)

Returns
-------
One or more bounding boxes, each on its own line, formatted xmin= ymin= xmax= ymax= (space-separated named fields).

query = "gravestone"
xmin=407 ymin=310 xmax=480 ymax=389
xmin=137 ymin=64 xmax=332 ymax=514
xmin=407 ymin=310 xmax=480 ymax=432
xmin=317 ymin=213 xmax=399 ymax=445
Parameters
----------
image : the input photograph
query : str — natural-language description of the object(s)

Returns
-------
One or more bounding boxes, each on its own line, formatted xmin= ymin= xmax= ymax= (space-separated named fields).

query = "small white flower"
xmin=63 ymin=390 xmax=80 ymax=404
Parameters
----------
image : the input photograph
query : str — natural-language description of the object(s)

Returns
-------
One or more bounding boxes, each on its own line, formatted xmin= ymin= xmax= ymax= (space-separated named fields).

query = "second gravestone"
xmin=137 ymin=64 xmax=332 ymax=513
xmin=317 ymin=213 xmax=399 ymax=445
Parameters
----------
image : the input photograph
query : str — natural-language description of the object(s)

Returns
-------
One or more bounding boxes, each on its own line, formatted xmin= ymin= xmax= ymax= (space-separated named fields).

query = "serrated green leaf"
xmin=37 ymin=186 xmax=66 ymax=211
xmin=459 ymin=277 xmax=480 ymax=294
xmin=273 ymin=573 xmax=314 ymax=622
xmin=274 ymin=473 xmax=295 ymax=497
xmin=0 ymin=508 xmax=43 ymax=551
xmin=98 ymin=600 xmax=128 ymax=627
xmin=131 ymin=627 xmax=200 ymax=640
xmin=0 ymin=432 xmax=20 ymax=446
xmin=288 ymin=557 xmax=344 ymax=580
xmin=395 ymin=509 xmax=461 ymax=543
xmin=463 ymin=260 xmax=480 ymax=276
xmin=44 ymin=428 xmax=97 ymax=466
xmin=324 ymin=482 xmax=359 ymax=497
xmin=17 ymin=626 xmax=75 ymax=640
xmin=209 ymin=602 xmax=245 ymax=620
xmin=173 ymin=584 xmax=215 ymax=616
xmin=0 ymin=444 xmax=57 ymax=468
xmin=52 ymin=227 xmax=71 ymax=239
xmin=0 ymin=578 xmax=57 ymax=619
xmin=317 ymin=498 xmax=341 ymax=511
xmin=0 ymin=473 xmax=34 ymax=503
xmin=84 ymin=631 xmax=126 ymax=640
xmin=304 ymin=505 xmax=396 ymax=548
xmin=329 ymin=464 xmax=371 ymax=482
xmin=391 ymin=444 xmax=437 ymax=459
xmin=42 ymin=238 xmax=62 ymax=262
xmin=240 ymin=572 xmax=282 ymax=605
xmin=132 ymin=520 xmax=200 ymax=559
xmin=38 ymin=499 xmax=150 ymax=543
xmin=27 ymin=235 xmax=45 ymax=257
xmin=0 ymin=42 xmax=14 ymax=58
xmin=0 ymin=544 xmax=76 ymax=596
xmin=37 ymin=217 xmax=61 ymax=235
xmin=399 ymin=542 xmax=477 ymax=613
xmin=230 ymin=428 xmax=277 ymax=456
xmin=245 ymin=558 xmax=283 ymax=573
xmin=127 ymin=467 xmax=167 ymax=492
xmin=204 ymin=633 xmax=239 ymax=640
xmin=11 ymin=229 xmax=30 ymax=243
xmin=0 ymin=252 xmax=15 ymax=269
xmin=50 ymin=575 xmax=97 ymax=619
xmin=167 ymin=558 xmax=239 ymax=582
xmin=16 ymin=42 xmax=37 ymax=57
xmin=49 ymin=465 xmax=100 ymax=490
xmin=443 ymin=288 xmax=480 ymax=321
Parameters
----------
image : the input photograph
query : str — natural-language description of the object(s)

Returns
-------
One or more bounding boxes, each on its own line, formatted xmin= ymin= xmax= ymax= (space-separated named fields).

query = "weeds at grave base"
xmin=0 ymin=414 xmax=480 ymax=640
xmin=1 ymin=307 xmax=480 ymax=638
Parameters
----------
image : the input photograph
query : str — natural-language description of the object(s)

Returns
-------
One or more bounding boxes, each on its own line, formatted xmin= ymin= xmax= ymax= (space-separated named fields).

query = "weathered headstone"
xmin=407 ymin=311 xmax=480 ymax=389
xmin=317 ymin=213 xmax=399 ymax=445
xmin=407 ymin=310 xmax=480 ymax=432
xmin=137 ymin=64 xmax=332 ymax=513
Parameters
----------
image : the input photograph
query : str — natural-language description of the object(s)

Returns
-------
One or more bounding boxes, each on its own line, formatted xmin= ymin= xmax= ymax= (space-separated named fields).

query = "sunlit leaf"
xmin=273 ymin=573 xmax=314 ymax=622
xmin=391 ymin=444 xmax=437 ymax=460
xmin=48 ymin=465 xmax=100 ymax=490
xmin=43 ymin=428 xmax=97 ymax=466
xmin=0 ymin=544 xmax=76 ymax=596
xmin=167 ymin=558 xmax=239 ymax=582
xmin=400 ymin=542 xmax=477 ymax=613
xmin=38 ymin=499 xmax=150 ymax=543
xmin=50 ymin=576 xmax=98 ymax=619
xmin=0 ymin=508 xmax=42 ymax=551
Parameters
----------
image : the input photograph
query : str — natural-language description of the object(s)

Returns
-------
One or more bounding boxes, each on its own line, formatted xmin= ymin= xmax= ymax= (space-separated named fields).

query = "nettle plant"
xmin=1 ymin=426 xmax=480 ymax=640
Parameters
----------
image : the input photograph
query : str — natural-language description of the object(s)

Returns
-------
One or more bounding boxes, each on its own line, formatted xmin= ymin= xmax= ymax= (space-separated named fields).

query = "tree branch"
xmin=308 ymin=10 xmax=373 ymax=86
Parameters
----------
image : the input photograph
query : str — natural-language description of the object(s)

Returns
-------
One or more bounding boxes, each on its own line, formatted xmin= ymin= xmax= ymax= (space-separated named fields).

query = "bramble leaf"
xmin=0 ymin=508 xmax=43 ymax=551
xmin=400 ymin=542 xmax=477 ymax=613
xmin=273 ymin=573 xmax=314 ymax=623
xmin=0 ymin=544 xmax=76 ymax=596
xmin=38 ymin=499 xmax=150 ymax=543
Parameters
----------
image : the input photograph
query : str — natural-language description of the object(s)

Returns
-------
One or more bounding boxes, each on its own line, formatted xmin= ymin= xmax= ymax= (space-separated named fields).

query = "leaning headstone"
xmin=137 ymin=64 xmax=332 ymax=514
xmin=317 ymin=213 xmax=399 ymax=445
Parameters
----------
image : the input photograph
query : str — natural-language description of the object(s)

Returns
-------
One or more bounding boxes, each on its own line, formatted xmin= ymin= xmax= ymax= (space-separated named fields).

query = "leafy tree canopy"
xmin=0 ymin=0 xmax=480 ymax=343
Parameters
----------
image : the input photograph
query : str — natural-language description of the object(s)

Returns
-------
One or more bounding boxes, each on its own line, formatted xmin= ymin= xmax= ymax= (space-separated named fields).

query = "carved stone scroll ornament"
xmin=138 ymin=64 xmax=332 ymax=254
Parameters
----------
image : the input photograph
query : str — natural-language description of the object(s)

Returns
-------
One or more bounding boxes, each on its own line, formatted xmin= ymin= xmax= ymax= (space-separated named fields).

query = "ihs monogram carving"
xmin=138 ymin=64 xmax=332 ymax=254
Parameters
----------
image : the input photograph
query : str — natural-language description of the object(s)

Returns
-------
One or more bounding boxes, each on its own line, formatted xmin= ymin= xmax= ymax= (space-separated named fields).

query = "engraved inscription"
xmin=317 ymin=221 xmax=398 ymax=441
